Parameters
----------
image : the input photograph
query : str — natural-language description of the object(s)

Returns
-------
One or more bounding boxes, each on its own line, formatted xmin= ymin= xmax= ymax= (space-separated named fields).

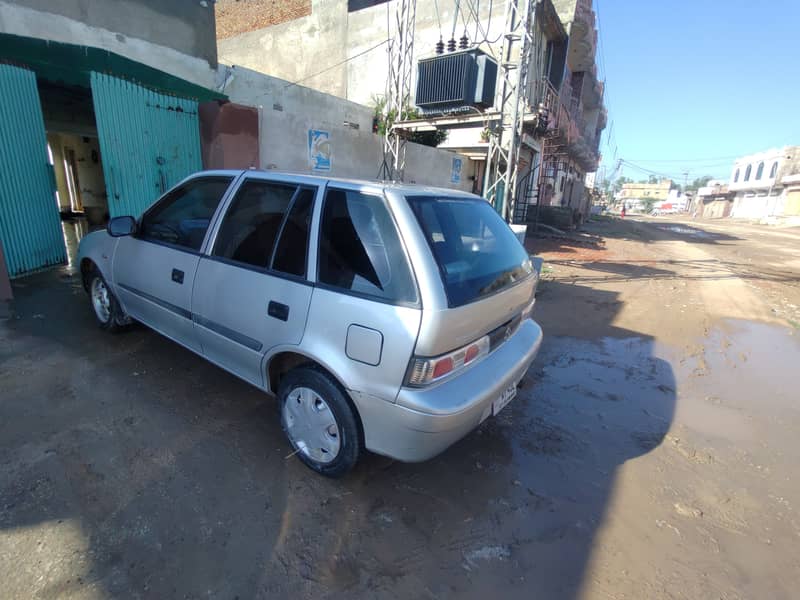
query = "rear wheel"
xmin=88 ymin=269 xmax=128 ymax=332
xmin=278 ymin=367 xmax=361 ymax=477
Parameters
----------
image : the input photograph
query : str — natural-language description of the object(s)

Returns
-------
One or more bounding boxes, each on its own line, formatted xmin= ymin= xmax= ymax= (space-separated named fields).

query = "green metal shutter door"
xmin=90 ymin=72 xmax=202 ymax=218
xmin=0 ymin=64 xmax=66 ymax=277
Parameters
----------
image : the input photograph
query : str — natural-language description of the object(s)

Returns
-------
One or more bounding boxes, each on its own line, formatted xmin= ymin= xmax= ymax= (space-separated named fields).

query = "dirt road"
xmin=1 ymin=216 xmax=798 ymax=599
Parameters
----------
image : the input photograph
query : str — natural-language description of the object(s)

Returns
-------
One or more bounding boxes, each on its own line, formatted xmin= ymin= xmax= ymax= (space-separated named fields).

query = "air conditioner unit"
xmin=415 ymin=49 xmax=497 ymax=114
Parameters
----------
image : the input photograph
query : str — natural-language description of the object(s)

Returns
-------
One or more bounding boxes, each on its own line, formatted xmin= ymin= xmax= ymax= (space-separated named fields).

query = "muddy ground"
xmin=1 ymin=216 xmax=799 ymax=599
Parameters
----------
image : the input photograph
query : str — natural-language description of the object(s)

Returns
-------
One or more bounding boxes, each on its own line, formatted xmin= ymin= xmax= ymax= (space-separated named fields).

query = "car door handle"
xmin=268 ymin=301 xmax=289 ymax=322
xmin=171 ymin=269 xmax=184 ymax=284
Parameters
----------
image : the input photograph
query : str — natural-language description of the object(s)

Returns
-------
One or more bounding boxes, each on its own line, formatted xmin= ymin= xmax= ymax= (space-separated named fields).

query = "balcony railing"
xmin=531 ymin=77 xmax=599 ymax=171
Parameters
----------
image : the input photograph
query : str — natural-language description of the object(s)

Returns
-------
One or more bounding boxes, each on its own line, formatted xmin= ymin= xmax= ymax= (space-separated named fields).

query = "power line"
xmin=619 ymin=159 xmax=730 ymax=183
xmin=594 ymin=0 xmax=608 ymax=81
xmin=461 ymin=0 xmax=504 ymax=47
xmin=283 ymin=39 xmax=389 ymax=89
xmin=433 ymin=0 xmax=443 ymax=36
xmin=623 ymin=155 xmax=741 ymax=163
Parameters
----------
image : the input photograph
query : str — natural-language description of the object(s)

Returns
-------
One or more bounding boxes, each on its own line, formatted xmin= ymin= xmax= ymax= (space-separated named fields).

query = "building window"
xmin=770 ymin=161 xmax=778 ymax=178
xmin=744 ymin=165 xmax=752 ymax=182
xmin=734 ymin=168 xmax=740 ymax=182
xmin=756 ymin=162 xmax=764 ymax=180
xmin=348 ymin=0 xmax=389 ymax=10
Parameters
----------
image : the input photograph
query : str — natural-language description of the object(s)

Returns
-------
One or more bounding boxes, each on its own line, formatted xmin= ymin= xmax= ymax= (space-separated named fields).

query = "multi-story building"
xmin=728 ymin=146 xmax=800 ymax=219
xmin=619 ymin=179 xmax=672 ymax=202
xmin=217 ymin=0 xmax=607 ymax=223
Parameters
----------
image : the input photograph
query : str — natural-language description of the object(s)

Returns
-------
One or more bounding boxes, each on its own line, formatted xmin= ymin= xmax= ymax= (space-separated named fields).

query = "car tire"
xmin=88 ymin=268 xmax=128 ymax=333
xmin=278 ymin=366 xmax=362 ymax=478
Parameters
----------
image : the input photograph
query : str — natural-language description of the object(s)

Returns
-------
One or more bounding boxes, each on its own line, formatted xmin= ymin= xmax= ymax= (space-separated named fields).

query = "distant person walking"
xmin=621 ymin=203 xmax=626 ymax=218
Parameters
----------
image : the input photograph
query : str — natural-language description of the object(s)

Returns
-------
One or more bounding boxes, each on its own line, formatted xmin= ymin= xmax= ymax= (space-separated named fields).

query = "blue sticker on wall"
xmin=308 ymin=129 xmax=331 ymax=171
xmin=451 ymin=157 xmax=462 ymax=183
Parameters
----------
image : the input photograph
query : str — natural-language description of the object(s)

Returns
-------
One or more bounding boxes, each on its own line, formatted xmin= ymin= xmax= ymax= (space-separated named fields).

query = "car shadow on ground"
xmin=526 ymin=216 xmax=741 ymax=253
xmin=0 ymin=272 xmax=676 ymax=599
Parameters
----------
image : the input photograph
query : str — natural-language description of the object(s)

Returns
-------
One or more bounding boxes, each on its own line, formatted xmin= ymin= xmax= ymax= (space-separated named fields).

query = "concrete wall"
xmin=218 ymin=0 xmax=505 ymax=107
xmin=221 ymin=65 xmax=473 ymax=191
xmin=218 ymin=0 xmax=350 ymax=99
xmin=731 ymin=191 xmax=786 ymax=220
xmin=6 ymin=0 xmax=216 ymax=65
xmin=0 ymin=0 xmax=217 ymax=88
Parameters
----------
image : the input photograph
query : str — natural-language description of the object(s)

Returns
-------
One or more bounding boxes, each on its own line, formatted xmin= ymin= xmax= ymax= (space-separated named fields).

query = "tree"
xmin=642 ymin=198 xmax=657 ymax=213
xmin=372 ymin=96 xmax=448 ymax=147
xmin=612 ymin=176 xmax=632 ymax=194
xmin=648 ymin=175 xmax=659 ymax=184
xmin=685 ymin=175 xmax=713 ymax=192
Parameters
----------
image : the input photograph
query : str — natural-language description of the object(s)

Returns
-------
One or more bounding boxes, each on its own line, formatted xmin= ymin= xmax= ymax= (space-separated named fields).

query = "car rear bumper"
xmin=354 ymin=318 xmax=543 ymax=462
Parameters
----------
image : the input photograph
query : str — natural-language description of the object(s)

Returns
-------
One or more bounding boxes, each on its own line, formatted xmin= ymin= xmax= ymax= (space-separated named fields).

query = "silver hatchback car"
xmin=78 ymin=170 xmax=543 ymax=476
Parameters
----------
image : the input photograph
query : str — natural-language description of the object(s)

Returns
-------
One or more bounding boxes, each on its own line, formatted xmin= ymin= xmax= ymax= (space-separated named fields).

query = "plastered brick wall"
xmin=216 ymin=0 xmax=311 ymax=39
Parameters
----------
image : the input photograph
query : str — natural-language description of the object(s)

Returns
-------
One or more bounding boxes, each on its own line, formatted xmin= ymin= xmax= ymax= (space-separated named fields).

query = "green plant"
xmin=372 ymin=96 xmax=448 ymax=147
xmin=642 ymin=198 xmax=657 ymax=213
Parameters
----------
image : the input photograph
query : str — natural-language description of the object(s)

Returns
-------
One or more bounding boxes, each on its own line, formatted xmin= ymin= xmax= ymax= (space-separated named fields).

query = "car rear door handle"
xmin=268 ymin=301 xmax=289 ymax=322
xmin=171 ymin=269 xmax=184 ymax=284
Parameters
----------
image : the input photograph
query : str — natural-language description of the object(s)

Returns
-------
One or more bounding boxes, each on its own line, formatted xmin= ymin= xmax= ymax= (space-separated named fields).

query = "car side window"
xmin=213 ymin=180 xmax=298 ymax=269
xmin=272 ymin=187 xmax=316 ymax=277
xmin=318 ymin=188 xmax=417 ymax=304
xmin=139 ymin=177 xmax=233 ymax=251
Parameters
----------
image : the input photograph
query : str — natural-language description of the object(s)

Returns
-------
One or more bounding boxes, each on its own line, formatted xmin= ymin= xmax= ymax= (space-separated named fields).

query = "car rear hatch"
xmin=405 ymin=194 xmax=541 ymax=364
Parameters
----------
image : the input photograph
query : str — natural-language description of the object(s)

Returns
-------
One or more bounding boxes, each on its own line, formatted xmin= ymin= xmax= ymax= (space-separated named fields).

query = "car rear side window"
xmin=318 ymin=188 xmax=417 ymax=304
xmin=213 ymin=180 xmax=298 ymax=269
xmin=407 ymin=195 xmax=533 ymax=307
xmin=139 ymin=177 xmax=232 ymax=251
xmin=272 ymin=187 xmax=315 ymax=277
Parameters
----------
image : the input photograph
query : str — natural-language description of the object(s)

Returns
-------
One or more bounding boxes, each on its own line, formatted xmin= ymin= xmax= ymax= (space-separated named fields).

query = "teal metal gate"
xmin=0 ymin=64 xmax=66 ymax=277
xmin=90 ymin=72 xmax=202 ymax=218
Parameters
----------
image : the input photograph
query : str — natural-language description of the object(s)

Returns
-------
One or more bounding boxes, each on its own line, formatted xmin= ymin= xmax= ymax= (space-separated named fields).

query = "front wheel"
xmin=88 ymin=269 xmax=128 ymax=332
xmin=278 ymin=367 xmax=362 ymax=477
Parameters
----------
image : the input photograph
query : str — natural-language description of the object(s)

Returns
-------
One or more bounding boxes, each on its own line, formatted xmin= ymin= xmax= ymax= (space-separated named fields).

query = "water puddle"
xmin=657 ymin=225 xmax=713 ymax=239
xmin=675 ymin=319 xmax=800 ymax=446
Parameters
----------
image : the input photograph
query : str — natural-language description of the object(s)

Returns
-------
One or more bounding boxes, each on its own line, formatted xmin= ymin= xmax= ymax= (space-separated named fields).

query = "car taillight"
xmin=521 ymin=257 xmax=542 ymax=320
xmin=405 ymin=335 xmax=490 ymax=387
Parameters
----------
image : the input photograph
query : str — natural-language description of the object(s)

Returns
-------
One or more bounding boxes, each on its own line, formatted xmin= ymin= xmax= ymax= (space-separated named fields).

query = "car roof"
xmin=196 ymin=169 xmax=481 ymax=199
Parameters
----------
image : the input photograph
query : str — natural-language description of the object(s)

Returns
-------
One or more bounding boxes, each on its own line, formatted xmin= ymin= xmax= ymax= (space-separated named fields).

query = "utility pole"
xmin=380 ymin=0 xmax=417 ymax=182
xmin=482 ymin=0 xmax=538 ymax=223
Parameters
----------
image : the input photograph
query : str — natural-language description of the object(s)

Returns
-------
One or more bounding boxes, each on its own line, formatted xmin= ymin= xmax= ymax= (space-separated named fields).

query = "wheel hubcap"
xmin=91 ymin=277 xmax=111 ymax=323
xmin=282 ymin=387 xmax=341 ymax=464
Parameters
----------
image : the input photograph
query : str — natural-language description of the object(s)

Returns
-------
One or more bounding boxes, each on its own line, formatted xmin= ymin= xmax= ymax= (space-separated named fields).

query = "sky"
xmin=594 ymin=0 xmax=800 ymax=184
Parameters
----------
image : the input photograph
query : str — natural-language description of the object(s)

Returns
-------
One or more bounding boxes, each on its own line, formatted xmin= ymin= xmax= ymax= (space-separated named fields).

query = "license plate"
xmin=492 ymin=383 xmax=518 ymax=416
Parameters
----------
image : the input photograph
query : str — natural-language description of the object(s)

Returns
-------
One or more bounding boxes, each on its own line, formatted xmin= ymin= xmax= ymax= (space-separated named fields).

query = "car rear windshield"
xmin=406 ymin=195 xmax=533 ymax=307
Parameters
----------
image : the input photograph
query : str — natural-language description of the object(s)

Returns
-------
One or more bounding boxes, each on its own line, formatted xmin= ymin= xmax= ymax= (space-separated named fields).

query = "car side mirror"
xmin=107 ymin=216 xmax=136 ymax=237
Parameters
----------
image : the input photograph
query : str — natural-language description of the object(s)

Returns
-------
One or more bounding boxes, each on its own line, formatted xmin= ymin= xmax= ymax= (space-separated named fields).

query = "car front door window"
xmin=139 ymin=177 xmax=233 ymax=252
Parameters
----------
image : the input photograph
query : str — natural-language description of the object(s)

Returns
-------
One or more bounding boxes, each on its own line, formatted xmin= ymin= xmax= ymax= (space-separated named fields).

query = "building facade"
xmin=619 ymin=180 xmax=672 ymax=202
xmin=217 ymin=0 xmax=608 ymax=223
xmin=0 ymin=0 xmax=221 ymax=279
xmin=0 ymin=0 xmax=474 ymax=284
xmin=728 ymin=146 xmax=800 ymax=220
xmin=695 ymin=180 xmax=733 ymax=219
